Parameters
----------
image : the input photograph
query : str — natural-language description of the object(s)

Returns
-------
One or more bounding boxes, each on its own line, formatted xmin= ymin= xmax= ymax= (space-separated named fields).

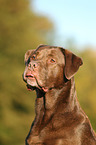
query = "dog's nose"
xmin=28 ymin=62 xmax=37 ymax=69
xmin=33 ymin=63 xmax=37 ymax=68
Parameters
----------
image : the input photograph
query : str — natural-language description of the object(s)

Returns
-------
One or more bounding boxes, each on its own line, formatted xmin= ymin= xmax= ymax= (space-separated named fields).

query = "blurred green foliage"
xmin=0 ymin=0 xmax=53 ymax=145
xmin=75 ymin=49 xmax=96 ymax=131
xmin=0 ymin=0 xmax=96 ymax=145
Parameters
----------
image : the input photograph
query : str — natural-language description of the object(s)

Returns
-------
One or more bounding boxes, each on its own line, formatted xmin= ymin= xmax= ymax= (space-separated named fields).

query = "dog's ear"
xmin=60 ymin=48 xmax=83 ymax=80
xmin=24 ymin=49 xmax=35 ymax=64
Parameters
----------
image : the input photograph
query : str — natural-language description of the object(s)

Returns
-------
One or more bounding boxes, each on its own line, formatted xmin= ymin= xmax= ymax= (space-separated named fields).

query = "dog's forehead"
xmin=35 ymin=46 xmax=65 ymax=63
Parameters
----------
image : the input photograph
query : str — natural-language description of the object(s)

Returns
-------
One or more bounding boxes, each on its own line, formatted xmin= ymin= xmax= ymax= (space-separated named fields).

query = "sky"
xmin=32 ymin=0 xmax=96 ymax=49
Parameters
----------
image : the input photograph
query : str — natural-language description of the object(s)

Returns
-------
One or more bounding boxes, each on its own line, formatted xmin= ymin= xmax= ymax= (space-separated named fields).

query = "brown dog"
xmin=23 ymin=45 xmax=96 ymax=145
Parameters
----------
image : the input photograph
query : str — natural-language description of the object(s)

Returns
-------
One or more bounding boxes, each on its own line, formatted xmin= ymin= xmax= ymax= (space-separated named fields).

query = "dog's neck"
xmin=34 ymin=77 xmax=81 ymax=131
xmin=36 ymin=77 xmax=79 ymax=113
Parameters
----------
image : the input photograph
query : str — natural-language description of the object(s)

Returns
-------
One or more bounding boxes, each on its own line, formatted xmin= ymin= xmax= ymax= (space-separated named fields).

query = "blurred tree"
xmin=0 ymin=0 xmax=53 ymax=145
xmin=75 ymin=49 xmax=96 ymax=132
xmin=0 ymin=0 xmax=53 ymax=56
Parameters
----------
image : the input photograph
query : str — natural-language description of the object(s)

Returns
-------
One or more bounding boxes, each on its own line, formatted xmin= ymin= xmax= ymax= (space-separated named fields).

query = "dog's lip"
xmin=26 ymin=73 xmax=34 ymax=78
xmin=26 ymin=84 xmax=35 ymax=91
xmin=42 ymin=87 xmax=48 ymax=92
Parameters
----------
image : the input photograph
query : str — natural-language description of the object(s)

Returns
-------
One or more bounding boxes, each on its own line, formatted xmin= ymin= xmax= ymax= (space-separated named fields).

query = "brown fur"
xmin=23 ymin=45 xmax=96 ymax=145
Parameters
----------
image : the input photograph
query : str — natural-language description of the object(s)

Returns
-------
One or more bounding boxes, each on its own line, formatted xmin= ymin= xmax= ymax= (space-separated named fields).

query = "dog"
xmin=23 ymin=45 xmax=96 ymax=145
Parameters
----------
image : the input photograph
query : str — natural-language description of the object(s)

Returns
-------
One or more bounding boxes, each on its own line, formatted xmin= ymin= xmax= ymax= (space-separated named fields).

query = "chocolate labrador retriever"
xmin=23 ymin=45 xmax=96 ymax=145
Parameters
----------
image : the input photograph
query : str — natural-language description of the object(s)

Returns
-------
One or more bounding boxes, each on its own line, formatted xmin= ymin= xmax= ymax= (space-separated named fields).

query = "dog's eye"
xmin=31 ymin=55 xmax=36 ymax=60
xmin=50 ymin=58 xmax=56 ymax=63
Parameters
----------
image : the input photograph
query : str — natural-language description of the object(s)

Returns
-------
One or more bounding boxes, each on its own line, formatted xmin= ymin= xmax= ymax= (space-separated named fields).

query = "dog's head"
xmin=23 ymin=45 xmax=83 ymax=92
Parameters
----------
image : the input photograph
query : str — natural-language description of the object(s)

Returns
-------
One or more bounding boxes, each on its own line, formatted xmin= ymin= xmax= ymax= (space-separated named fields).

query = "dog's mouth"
xmin=24 ymin=73 xmax=49 ymax=92
xmin=26 ymin=74 xmax=34 ymax=79
xmin=26 ymin=84 xmax=36 ymax=91
xmin=25 ymin=73 xmax=36 ymax=91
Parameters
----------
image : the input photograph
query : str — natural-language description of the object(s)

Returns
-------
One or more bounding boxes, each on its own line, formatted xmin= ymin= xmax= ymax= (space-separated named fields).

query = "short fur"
xmin=23 ymin=45 xmax=96 ymax=145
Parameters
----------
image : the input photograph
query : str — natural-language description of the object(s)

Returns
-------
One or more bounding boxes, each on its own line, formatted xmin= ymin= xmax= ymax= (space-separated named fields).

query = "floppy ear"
xmin=60 ymin=48 xmax=83 ymax=80
xmin=24 ymin=49 xmax=35 ymax=63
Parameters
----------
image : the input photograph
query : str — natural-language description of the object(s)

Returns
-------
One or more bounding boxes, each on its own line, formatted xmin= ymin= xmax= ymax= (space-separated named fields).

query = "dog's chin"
xmin=26 ymin=79 xmax=37 ymax=91
xmin=26 ymin=78 xmax=48 ymax=92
